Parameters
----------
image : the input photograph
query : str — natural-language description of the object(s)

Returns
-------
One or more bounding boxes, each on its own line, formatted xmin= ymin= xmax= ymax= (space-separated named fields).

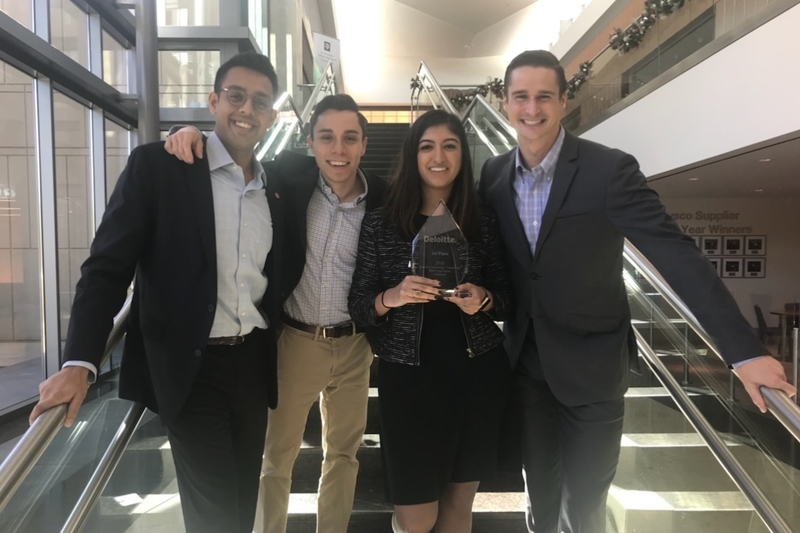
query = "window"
xmin=50 ymin=0 xmax=90 ymax=69
xmin=0 ymin=60 xmax=42 ymax=411
xmin=159 ymin=50 xmax=221 ymax=107
xmin=105 ymin=119 xmax=130 ymax=201
xmin=157 ymin=0 xmax=219 ymax=26
xmin=0 ymin=0 xmax=32 ymax=29
xmin=102 ymin=31 xmax=128 ymax=93
xmin=53 ymin=92 xmax=92 ymax=337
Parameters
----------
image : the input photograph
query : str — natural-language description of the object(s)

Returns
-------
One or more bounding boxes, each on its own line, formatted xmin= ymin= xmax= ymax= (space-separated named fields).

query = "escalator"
xmin=2 ymin=63 xmax=800 ymax=533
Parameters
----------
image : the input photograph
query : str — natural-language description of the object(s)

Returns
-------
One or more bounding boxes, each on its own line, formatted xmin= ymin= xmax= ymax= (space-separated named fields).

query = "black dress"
xmin=378 ymin=297 xmax=511 ymax=505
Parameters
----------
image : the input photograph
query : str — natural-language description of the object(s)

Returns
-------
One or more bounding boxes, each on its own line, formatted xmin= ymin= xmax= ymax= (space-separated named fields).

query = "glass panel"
xmin=104 ymin=119 xmax=130 ymax=202
xmin=0 ymin=0 xmax=32 ymax=29
xmin=623 ymin=250 xmax=800 ymax=528
xmin=0 ymin=394 xmax=135 ymax=532
xmin=79 ymin=409 xmax=182 ymax=532
xmin=53 ymin=92 xmax=92 ymax=340
xmin=0 ymin=60 xmax=42 ymax=413
xmin=256 ymin=97 xmax=302 ymax=162
xmin=563 ymin=0 xmax=782 ymax=132
xmin=463 ymin=101 xmax=516 ymax=181
xmin=50 ymin=0 xmax=90 ymax=69
xmin=102 ymin=30 xmax=128 ymax=93
xmin=157 ymin=0 xmax=219 ymax=26
xmin=158 ymin=50 xmax=220 ymax=108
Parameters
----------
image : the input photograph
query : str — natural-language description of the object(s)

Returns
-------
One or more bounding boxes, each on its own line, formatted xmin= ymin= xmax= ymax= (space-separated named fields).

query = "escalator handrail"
xmin=416 ymin=61 xmax=459 ymax=116
xmin=634 ymin=327 xmax=794 ymax=533
xmin=300 ymin=61 xmax=336 ymax=124
xmin=255 ymin=91 xmax=306 ymax=161
xmin=462 ymin=94 xmax=517 ymax=142
xmin=624 ymin=241 xmax=800 ymax=440
xmin=59 ymin=402 xmax=146 ymax=533
xmin=257 ymin=61 xmax=335 ymax=161
xmin=0 ymin=293 xmax=133 ymax=514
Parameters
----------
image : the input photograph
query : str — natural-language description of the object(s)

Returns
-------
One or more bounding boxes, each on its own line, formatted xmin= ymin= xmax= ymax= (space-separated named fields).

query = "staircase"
xmin=21 ymin=346 xmax=800 ymax=532
xmin=360 ymin=123 xmax=410 ymax=180
xmin=284 ymin=357 xmax=527 ymax=533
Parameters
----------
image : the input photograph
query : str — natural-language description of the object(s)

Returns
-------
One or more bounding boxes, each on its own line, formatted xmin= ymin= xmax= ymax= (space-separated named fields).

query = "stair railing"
xmin=0 ymin=294 xmax=133 ymax=514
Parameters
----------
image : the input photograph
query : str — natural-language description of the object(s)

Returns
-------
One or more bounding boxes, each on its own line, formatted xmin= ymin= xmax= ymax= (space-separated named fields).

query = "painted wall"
xmin=659 ymin=197 xmax=800 ymax=328
xmin=581 ymin=3 xmax=800 ymax=179
xmin=332 ymin=0 xmax=602 ymax=104
xmin=333 ymin=0 xmax=473 ymax=104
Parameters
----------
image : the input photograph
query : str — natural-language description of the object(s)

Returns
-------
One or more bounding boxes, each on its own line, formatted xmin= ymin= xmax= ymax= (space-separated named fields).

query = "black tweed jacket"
xmin=348 ymin=206 xmax=512 ymax=365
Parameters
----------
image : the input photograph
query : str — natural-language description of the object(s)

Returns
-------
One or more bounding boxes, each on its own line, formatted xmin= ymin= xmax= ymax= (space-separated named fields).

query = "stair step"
xmin=606 ymin=488 xmax=770 ymax=533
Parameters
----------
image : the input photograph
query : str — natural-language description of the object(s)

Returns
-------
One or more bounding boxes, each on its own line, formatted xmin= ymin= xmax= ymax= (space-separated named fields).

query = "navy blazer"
xmin=479 ymin=131 xmax=765 ymax=406
xmin=63 ymin=141 xmax=285 ymax=424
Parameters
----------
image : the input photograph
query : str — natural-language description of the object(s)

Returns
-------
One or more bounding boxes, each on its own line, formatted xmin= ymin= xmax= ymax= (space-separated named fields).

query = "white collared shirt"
xmin=206 ymin=132 xmax=272 ymax=337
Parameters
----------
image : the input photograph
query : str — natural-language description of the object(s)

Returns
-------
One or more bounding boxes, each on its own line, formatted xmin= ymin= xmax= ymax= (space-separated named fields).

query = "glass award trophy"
xmin=411 ymin=200 xmax=469 ymax=297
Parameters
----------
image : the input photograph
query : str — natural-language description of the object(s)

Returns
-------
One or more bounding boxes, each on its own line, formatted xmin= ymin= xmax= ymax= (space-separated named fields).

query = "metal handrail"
xmin=0 ymin=293 xmax=133 ymax=514
xmin=256 ymin=61 xmax=335 ymax=161
xmin=624 ymin=242 xmax=800 ymax=441
xmin=462 ymin=94 xmax=517 ymax=141
xmin=255 ymin=91 xmax=306 ymax=161
xmin=60 ymin=402 xmax=146 ymax=533
xmin=416 ymin=61 xmax=459 ymax=116
xmin=480 ymin=116 xmax=513 ymax=152
xmin=300 ymin=61 xmax=336 ymax=124
xmin=465 ymin=117 xmax=498 ymax=157
xmin=635 ymin=328 xmax=794 ymax=533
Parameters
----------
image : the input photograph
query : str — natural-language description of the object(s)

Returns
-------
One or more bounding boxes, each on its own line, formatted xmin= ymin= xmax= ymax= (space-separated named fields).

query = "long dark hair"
xmin=384 ymin=110 xmax=480 ymax=240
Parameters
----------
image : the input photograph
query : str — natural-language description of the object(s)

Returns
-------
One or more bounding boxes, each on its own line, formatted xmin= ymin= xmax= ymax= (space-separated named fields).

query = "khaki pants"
xmin=254 ymin=323 xmax=374 ymax=533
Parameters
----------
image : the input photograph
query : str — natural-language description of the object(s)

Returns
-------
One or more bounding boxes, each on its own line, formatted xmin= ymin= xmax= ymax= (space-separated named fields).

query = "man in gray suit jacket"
xmin=478 ymin=50 xmax=795 ymax=533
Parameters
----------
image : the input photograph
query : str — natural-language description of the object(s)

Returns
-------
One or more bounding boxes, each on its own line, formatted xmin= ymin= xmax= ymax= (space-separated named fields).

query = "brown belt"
xmin=207 ymin=328 xmax=261 ymax=346
xmin=281 ymin=314 xmax=364 ymax=339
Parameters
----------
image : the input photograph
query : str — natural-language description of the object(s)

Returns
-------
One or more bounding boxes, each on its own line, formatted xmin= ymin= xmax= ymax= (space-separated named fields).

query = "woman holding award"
xmin=348 ymin=110 xmax=512 ymax=533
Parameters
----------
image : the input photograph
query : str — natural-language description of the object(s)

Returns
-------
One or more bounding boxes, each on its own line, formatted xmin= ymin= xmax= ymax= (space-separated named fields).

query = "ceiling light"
xmin=688 ymin=177 xmax=699 ymax=181
xmin=759 ymin=158 xmax=771 ymax=162
xmin=755 ymin=189 xmax=764 ymax=192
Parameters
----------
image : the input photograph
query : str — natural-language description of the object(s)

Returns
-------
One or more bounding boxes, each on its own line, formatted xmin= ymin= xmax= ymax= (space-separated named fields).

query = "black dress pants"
xmin=515 ymin=374 xmax=624 ymax=533
xmin=166 ymin=328 xmax=273 ymax=533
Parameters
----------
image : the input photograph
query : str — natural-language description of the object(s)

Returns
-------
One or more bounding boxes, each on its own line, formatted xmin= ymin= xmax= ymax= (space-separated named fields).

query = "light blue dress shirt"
xmin=513 ymin=127 xmax=566 ymax=257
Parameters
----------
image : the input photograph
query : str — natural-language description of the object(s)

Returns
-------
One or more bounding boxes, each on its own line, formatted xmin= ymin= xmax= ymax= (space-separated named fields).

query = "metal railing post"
xmin=134 ymin=0 xmax=159 ymax=143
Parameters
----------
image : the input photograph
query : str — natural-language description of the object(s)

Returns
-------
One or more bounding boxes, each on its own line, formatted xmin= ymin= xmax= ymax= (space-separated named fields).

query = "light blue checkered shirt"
xmin=513 ymin=127 xmax=566 ymax=257
xmin=283 ymin=171 xmax=368 ymax=326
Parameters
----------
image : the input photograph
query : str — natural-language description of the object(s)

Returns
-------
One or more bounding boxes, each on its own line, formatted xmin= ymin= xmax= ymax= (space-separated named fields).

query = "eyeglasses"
xmin=219 ymin=87 xmax=273 ymax=114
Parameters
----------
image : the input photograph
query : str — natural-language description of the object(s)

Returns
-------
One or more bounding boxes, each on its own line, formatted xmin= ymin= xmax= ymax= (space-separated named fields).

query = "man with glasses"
xmin=166 ymin=94 xmax=387 ymax=533
xmin=30 ymin=52 xmax=285 ymax=533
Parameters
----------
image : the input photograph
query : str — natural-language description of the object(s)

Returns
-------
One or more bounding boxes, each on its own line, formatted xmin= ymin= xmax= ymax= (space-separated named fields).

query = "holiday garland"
xmin=609 ymin=0 xmax=687 ymax=53
xmin=410 ymin=0 xmax=689 ymax=106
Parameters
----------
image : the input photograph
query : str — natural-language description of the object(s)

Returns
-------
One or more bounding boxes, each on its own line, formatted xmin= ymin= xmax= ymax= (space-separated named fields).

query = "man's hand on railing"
xmin=734 ymin=356 xmax=797 ymax=413
xmin=29 ymin=366 xmax=90 ymax=428
xmin=164 ymin=126 xmax=204 ymax=164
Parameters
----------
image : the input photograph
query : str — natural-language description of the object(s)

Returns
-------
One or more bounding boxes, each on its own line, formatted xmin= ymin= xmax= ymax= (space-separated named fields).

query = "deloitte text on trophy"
xmin=411 ymin=200 xmax=470 ymax=297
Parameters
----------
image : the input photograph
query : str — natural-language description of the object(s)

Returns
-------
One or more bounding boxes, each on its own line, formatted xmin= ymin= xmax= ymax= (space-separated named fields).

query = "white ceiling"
xmin=649 ymin=135 xmax=800 ymax=199
xmin=394 ymin=0 xmax=536 ymax=33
